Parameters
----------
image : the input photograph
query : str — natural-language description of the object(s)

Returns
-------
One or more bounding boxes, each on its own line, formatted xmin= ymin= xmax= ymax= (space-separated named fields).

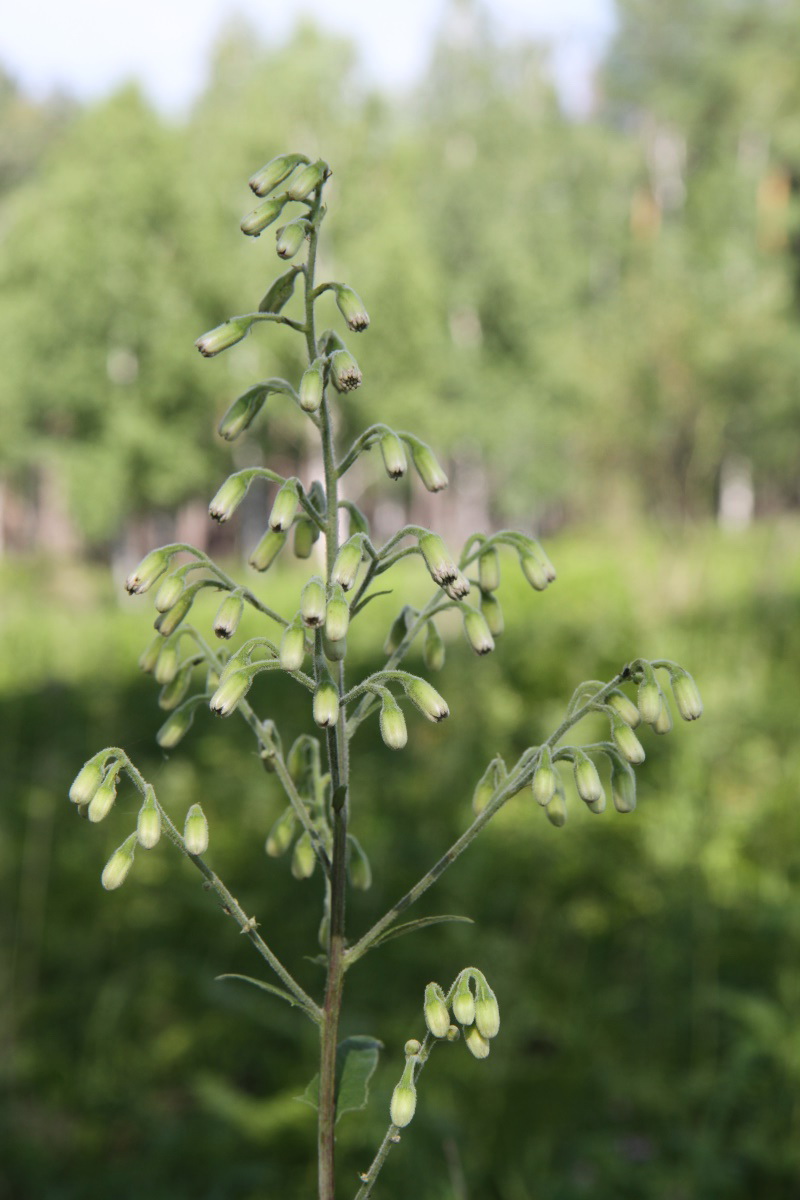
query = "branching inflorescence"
xmin=68 ymin=152 xmax=703 ymax=1199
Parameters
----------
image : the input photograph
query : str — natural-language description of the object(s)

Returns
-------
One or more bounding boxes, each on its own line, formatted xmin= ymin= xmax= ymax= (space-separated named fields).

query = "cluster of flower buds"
xmin=263 ymin=735 xmax=333 ymax=885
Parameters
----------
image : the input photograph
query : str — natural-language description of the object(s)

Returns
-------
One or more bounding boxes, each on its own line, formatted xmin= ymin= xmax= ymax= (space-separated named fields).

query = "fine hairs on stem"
xmin=68 ymin=152 xmax=703 ymax=1199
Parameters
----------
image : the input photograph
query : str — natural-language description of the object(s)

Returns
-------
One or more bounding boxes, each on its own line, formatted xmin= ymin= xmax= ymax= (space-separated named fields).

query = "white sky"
xmin=2 ymin=0 xmax=616 ymax=114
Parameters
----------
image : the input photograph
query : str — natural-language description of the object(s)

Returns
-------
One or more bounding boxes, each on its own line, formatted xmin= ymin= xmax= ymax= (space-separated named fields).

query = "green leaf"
xmin=370 ymin=914 xmax=474 ymax=951
xmin=297 ymin=1035 xmax=383 ymax=1122
xmin=216 ymin=974 xmax=302 ymax=1011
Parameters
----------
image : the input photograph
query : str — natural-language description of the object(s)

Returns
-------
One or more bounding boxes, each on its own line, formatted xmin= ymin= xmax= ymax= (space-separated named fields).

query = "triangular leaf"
xmin=370 ymin=914 xmax=474 ymax=951
xmin=296 ymin=1035 xmax=383 ymax=1121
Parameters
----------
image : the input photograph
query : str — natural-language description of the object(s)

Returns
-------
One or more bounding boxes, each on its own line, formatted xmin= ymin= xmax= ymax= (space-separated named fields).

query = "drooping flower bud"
xmin=158 ymin=665 xmax=192 ymax=711
xmin=154 ymin=642 xmax=179 ymax=686
xmin=299 ymin=358 xmax=325 ymax=413
xmin=573 ymin=753 xmax=603 ymax=805
xmin=275 ymin=218 xmax=308 ymax=260
xmin=195 ymin=317 xmax=252 ymax=358
xmin=184 ymin=804 xmax=209 ymax=855
xmin=101 ymin=834 xmax=137 ymax=891
xmin=265 ymin=807 xmax=296 ymax=857
xmin=452 ymin=976 xmax=476 ymax=1026
xmin=293 ymin=518 xmax=319 ymax=559
xmin=380 ymin=432 xmax=407 ymax=480
xmin=240 ymin=195 xmax=286 ymax=237
xmin=474 ymin=976 xmax=500 ymax=1039
xmin=379 ymin=693 xmax=408 ymax=750
xmin=479 ymin=591 xmax=504 ymax=637
xmin=652 ymin=700 xmax=673 ymax=735
xmin=138 ymin=635 xmax=162 ymax=675
xmin=545 ymin=787 xmax=567 ymax=827
xmin=329 ymin=349 xmax=362 ymax=392
xmin=217 ymin=384 xmax=269 ymax=441
xmin=587 ymin=791 xmax=607 ymax=815
xmin=384 ymin=607 xmax=412 ymax=655
xmin=69 ymin=753 xmax=113 ymax=805
xmin=313 ymin=681 xmax=340 ymax=728
xmin=478 ymin=548 xmax=500 ymax=592
xmin=404 ymin=677 xmax=449 ymax=722
xmin=285 ymin=159 xmax=331 ymax=201
xmin=154 ymin=588 xmax=195 ymax=638
xmin=670 ymin=669 xmax=703 ymax=721
xmin=209 ymin=669 xmax=252 ymax=717
xmin=269 ymin=479 xmax=299 ymax=532
xmin=444 ymin=573 xmax=471 ymax=601
xmin=423 ymin=621 xmax=446 ymax=672
xmin=390 ymin=1061 xmax=417 ymax=1128
xmin=612 ymin=718 xmax=646 ymax=765
xmin=519 ymin=554 xmax=549 ymax=592
xmin=331 ymin=536 xmax=364 ymax=591
xmin=424 ymin=983 xmax=451 ymax=1039
xmin=409 ymin=440 xmax=448 ymax=492
xmin=258 ymin=264 xmax=304 ymax=313
xmin=532 ymin=747 xmax=557 ymax=807
xmin=610 ymin=757 xmax=637 ymax=813
xmin=88 ymin=765 xmax=122 ymax=823
xmin=404 ymin=1039 xmax=421 ymax=1058
xmin=249 ymin=152 xmax=308 ymax=197
xmin=154 ymin=572 xmax=185 ymax=613
xmin=472 ymin=756 xmax=505 ymax=815
xmin=156 ymin=703 xmax=196 ymax=749
xmin=446 ymin=1025 xmax=461 ymax=1042
xmin=291 ymin=831 xmax=316 ymax=880
xmin=137 ymin=786 xmax=161 ymax=849
xmin=333 ymin=284 xmax=370 ymax=332
xmin=464 ymin=1024 xmax=491 ymax=1060
xmin=418 ymin=532 xmax=459 ymax=586
xmin=213 ymin=591 xmax=244 ymax=640
xmin=280 ymin=619 xmax=307 ymax=672
xmin=347 ymin=835 xmax=372 ymax=890
xmin=125 ymin=548 xmax=171 ymax=595
xmin=301 ymin=576 xmax=327 ymax=627
xmin=324 ymin=584 xmax=350 ymax=643
xmin=249 ymin=529 xmax=287 ymax=572
xmin=463 ymin=608 xmax=495 ymax=656
xmin=637 ymin=673 xmax=662 ymax=726
xmin=323 ymin=632 xmax=347 ymax=662
xmin=606 ymin=689 xmax=641 ymax=728
xmin=209 ymin=472 xmax=251 ymax=523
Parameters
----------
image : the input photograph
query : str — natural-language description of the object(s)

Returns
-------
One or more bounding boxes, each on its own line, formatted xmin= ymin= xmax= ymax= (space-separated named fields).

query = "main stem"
xmin=305 ymin=195 xmax=349 ymax=1200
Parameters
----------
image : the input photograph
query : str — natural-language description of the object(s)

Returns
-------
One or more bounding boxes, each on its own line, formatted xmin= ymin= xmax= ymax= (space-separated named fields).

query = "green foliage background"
xmin=2 ymin=1 xmax=800 ymax=1196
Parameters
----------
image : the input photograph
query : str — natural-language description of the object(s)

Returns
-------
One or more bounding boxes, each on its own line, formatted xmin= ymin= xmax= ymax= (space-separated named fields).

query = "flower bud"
xmin=574 ymin=754 xmax=603 ymax=804
xmin=452 ymin=976 xmax=476 ymax=1026
xmin=258 ymin=264 xmax=303 ymax=313
xmin=299 ymin=359 xmax=325 ymax=413
xmin=379 ymin=694 xmax=408 ymax=750
xmin=446 ymin=1024 xmax=461 ymax=1042
xmin=347 ymin=835 xmax=372 ymax=890
xmin=301 ymin=576 xmax=327 ymax=627
xmin=444 ymin=573 xmax=471 ymax=601
xmin=384 ymin=607 xmax=412 ymax=655
xmin=532 ymin=748 xmax=557 ymax=807
xmin=333 ymin=284 xmax=370 ymax=332
xmin=249 ymin=529 xmax=287 ymax=572
xmin=313 ymin=681 xmax=340 ymax=728
xmin=154 ymin=572 xmax=185 ymax=613
xmin=125 ymin=548 xmax=171 ymax=595
xmin=472 ymin=757 xmax=504 ymax=815
xmin=218 ymin=384 xmax=269 ymax=441
xmin=478 ymin=548 xmax=500 ymax=592
xmin=611 ymin=758 xmax=637 ymax=813
xmin=409 ymin=440 xmax=448 ymax=492
xmin=210 ymin=669 xmax=252 ymax=717
xmin=671 ymin=670 xmax=703 ymax=721
xmin=479 ymin=591 xmax=504 ymax=637
xmin=209 ymin=472 xmax=251 ymax=523
xmin=464 ymin=1024 xmax=491 ymax=1060
xmin=154 ymin=588 xmax=195 ymax=637
xmin=419 ymin=532 xmax=458 ymax=586
xmin=404 ymin=1039 xmax=421 ymax=1058
xmin=69 ymin=754 xmax=111 ymax=805
xmin=280 ymin=619 xmax=307 ymax=672
xmin=545 ymin=787 xmax=567 ymax=827
xmin=184 ymin=804 xmax=209 ymax=855
xmin=158 ymin=665 xmax=192 ymax=711
xmin=269 ymin=479 xmax=299 ymax=531
xmin=325 ymin=584 xmax=350 ymax=642
xmin=390 ymin=1061 xmax=417 ymax=1128
xmin=88 ymin=765 xmax=121 ymax=823
xmin=275 ymin=218 xmax=308 ymax=259
xmin=291 ymin=831 xmax=316 ymax=880
xmin=293 ymin=518 xmax=319 ymax=558
xmin=520 ymin=554 xmax=549 ymax=591
xmin=637 ymin=677 xmax=662 ymax=726
xmin=323 ymin=632 xmax=347 ymax=662
xmin=404 ymin=677 xmax=449 ymax=722
xmin=423 ymin=621 xmax=446 ymax=672
xmin=154 ymin=642 xmax=179 ymax=686
xmin=285 ymin=158 xmax=331 ymax=201
xmin=156 ymin=703 xmax=196 ymax=749
xmin=474 ymin=978 xmax=500 ymax=1039
xmin=137 ymin=787 xmax=161 ymax=849
xmin=138 ymin=635 xmax=163 ymax=675
xmin=265 ymin=807 xmax=296 ymax=857
xmin=214 ymin=591 xmax=244 ymax=640
xmin=332 ymin=537 xmax=364 ymax=591
xmin=241 ymin=195 xmax=285 ymax=237
xmin=329 ymin=349 xmax=362 ymax=392
xmin=424 ymin=983 xmax=450 ymax=1038
xmin=287 ymin=737 xmax=308 ymax=785
xmin=249 ymin=152 xmax=308 ymax=197
xmin=612 ymin=718 xmax=646 ymax=765
xmin=463 ymin=608 xmax=494 ymax=656
xmin=653 ymin=700 xmax=673 ymax=735
xmin=587 ymin=791 xmax=606 ymax=815
xmin=195 ymin=317 xmax=252 ymax=358
xmin=101 ymin=834 xmax=137 ymax=891
xmin=380 ymin=432 xmax=407 ymax=480
xmin=606 ymin=690 xmax=641 ymax=728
